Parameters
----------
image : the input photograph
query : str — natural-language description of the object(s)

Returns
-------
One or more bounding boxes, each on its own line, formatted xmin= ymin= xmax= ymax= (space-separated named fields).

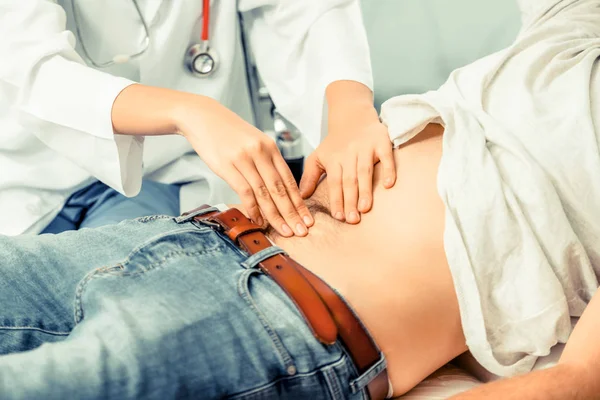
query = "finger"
xmin=299 ymin=153 xmax=325 ymax=199
xmin=253 ymin=145 xmax=308 ymax=236
xmin=272 ymin=154 xmax=314 ymax=228
xmin=377 ymin=141 xmax=397 ymax=189
xmin=356 ymin=154 xmax=374 ymax=213
xmin=327 ymin=162 xmax=345 ymax=221
xmin=221 ymin=165 xmax=262 ymax=225
xmin=342 ymin=154 xmax=360 ymax=224
xmin=234 ymin=157 xmax=293 ymax=237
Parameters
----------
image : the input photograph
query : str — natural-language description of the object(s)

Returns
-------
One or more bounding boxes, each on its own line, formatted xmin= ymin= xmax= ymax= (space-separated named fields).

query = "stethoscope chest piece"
xmin=185 ymin=42 xmax=218 ymax=77
xmin=185 ymin=0 xmax=217 ymax=78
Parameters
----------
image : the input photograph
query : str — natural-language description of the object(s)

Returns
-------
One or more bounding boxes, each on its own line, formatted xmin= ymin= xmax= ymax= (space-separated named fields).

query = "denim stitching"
xmin=322 ymin=365 xmax=344 ymax=400
xmin=74 ymin=247 xmax=223 ymax=324
xmin=237 ymin=269 xmax=295 ymax=372
xmin=74 ymin=247 xmax=224 ymax=323
xmin=337 ymin=344 xmax=368 ymax=400
xmin=0 ymin=326 xmax=70 ymax=336
xmin=134 ymin=215 xmax=173 ymax=223
xmin=328 ymin=285 xmax=384 ymax=398
xmin=226 ymin=355 xmax=348 ymax=399
xmin=73 ymin=266 xmax=118 ymax=323
xmin=118 ymin=247 xmax=225 ymax=275
xmin=115 ymin=228 xmax=212 ymax=268
xmin=73 ymin=228 xmax=221 ymax=324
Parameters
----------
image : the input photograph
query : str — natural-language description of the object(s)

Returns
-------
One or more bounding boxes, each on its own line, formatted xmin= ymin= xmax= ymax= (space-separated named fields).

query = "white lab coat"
xmin=0 ymin=0 xmax=373 ymax=235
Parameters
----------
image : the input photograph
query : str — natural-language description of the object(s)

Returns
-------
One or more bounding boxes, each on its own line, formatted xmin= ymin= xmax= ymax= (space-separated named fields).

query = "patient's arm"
xmin=452 ymin=291 xmax=600 ymax=399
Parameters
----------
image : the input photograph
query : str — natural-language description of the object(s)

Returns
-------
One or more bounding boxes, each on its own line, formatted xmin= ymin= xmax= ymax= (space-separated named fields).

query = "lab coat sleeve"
xmin=239 ymin=0 xmax=373 ymax=149
xmin=0 ymin=1 xmax=142 ymax=196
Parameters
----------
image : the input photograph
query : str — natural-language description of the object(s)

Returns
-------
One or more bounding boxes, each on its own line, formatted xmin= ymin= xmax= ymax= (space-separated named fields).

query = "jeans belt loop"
xmin=175 ymin=204 xmax=218 ymax=224
xmin=188 ymin=206 xmax=390 ymax=400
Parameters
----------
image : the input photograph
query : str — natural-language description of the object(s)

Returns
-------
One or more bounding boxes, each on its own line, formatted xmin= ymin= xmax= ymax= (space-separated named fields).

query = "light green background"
xmin=360 ymin=0 xmax=522 ymax=109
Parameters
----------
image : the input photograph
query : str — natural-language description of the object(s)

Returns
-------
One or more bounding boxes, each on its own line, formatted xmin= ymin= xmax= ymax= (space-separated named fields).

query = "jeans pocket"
xmin=237 ymin=269 xmax=297 ymax=375
xmin=73 ymin=263 xmax=123 ymax=324
xmin=74 ymin=227 xmax=221 ymax=324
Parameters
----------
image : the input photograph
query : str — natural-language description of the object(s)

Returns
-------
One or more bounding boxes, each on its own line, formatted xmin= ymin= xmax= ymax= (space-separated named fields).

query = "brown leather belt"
xmin=190 ymin=206 xmax=390 ymax=400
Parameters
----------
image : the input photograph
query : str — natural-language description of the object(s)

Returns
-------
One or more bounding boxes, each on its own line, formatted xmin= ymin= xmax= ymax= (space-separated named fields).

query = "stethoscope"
xmin=184 ymin=0 xmax=218 ymax=77
xmin=71 ymin=0 xmax=217 ymax=77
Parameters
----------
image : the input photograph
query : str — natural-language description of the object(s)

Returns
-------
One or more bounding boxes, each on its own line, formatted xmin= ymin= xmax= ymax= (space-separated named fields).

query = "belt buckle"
xmin=199 ymin=218 xmax=223 ymax=232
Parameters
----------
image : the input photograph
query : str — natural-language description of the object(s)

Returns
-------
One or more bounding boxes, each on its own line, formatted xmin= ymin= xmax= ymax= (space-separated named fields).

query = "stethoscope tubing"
xmin=71 ymin=0 xmax=217 ymax=77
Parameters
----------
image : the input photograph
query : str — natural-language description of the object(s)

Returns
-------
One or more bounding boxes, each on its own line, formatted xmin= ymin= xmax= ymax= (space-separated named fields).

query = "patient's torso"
xmin=269 ymin=125 xmax=466 ymax=390
xmin=272 ymin=125 xmax=445 ymax=303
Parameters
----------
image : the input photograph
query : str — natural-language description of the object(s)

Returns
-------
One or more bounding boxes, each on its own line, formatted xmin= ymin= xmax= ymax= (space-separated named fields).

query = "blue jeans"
xmin=0 ymin=212 xmax=382 ymax=399
xmin=41 ymin=180 xmax=181 ymax=234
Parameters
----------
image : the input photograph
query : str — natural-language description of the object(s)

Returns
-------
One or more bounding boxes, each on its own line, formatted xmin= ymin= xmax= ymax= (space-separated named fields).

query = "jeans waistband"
xmin=177 ymin=206 xmax=390 ymax=399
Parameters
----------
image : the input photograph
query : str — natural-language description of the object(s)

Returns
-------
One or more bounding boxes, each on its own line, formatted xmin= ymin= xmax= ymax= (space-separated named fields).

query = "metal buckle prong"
xmin=199 ymin=218 xmax=223 ymax=231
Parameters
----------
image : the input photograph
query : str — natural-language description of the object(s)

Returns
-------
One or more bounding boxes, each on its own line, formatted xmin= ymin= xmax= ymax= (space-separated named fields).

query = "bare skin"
xmin=235 ymin=123 xmax=466 ymax=396
xmin=110 ymin=81 xmax=383 ymax=238
xmin=234 ymin=122 xmax=600 ymax=397
xmin=452 ymin=290 xmax=600 ymax=399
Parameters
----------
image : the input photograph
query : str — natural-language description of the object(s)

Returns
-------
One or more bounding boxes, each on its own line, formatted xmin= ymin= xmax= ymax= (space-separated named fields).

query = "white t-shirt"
xmin=381 ymin=0 xmax=600 ymax=377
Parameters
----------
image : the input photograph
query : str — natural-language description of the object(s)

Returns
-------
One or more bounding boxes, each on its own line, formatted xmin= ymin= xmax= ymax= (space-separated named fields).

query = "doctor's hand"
xmin=175 ymin=96 xmax=314 ymax=237
xmin=299 ymin=81 xmax=396 ymax=224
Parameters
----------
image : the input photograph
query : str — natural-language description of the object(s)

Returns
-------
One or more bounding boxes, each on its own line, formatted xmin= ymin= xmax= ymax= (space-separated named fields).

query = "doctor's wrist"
xmin=326 ymin=80 xmax=375 ymax=112
xmin=327 ymin=101 xmax=380 ymax=136
xmin=326 ymin=81 xmax=379 ymax=132
xmin=170 ymin=94 xmax=223 ymax=139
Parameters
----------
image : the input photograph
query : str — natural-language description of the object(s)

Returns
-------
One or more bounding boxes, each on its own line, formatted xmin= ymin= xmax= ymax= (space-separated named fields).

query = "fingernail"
xmin=348 ymin=211 xmax=359 ymax=223
xmin=358 ymin=199 xmax=367 ymax=211
xmin=335 ymin=212 xmax=344 ymax=221
xmin=296 ymin=223 xmax=307 ymax=235
xmin=384 ymin=178 xmax=393 ymax=187
xmin=303 ymin=215 xmax=313 ymax=226
xmin=256 ymin=216 xmax=263 ymax=226
xmin=281 ymin=224 xmax=293 ymax=236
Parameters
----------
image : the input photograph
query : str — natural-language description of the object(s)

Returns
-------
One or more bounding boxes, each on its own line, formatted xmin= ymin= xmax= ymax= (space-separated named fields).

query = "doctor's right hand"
xmin=111 ymin=84 xmax=312 ymax=237
xmin=174 ymin=96 xmax=314 ymax=237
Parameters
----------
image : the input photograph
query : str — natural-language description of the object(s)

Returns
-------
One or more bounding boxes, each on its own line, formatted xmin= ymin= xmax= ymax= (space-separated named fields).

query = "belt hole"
xmin=276 ymin=265 xmax=282 ymax=270
xmin=232 ymin=217 xmax=238 ymax=222
xmin=253 ymin=239 xmax=260 ymax=245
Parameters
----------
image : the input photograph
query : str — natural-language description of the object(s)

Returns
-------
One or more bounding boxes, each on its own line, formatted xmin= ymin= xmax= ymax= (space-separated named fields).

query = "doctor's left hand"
xmin=175 ymin=96 xmax=314 ymax=237
xmin=299 ymin=81 xmax=396 ymax=224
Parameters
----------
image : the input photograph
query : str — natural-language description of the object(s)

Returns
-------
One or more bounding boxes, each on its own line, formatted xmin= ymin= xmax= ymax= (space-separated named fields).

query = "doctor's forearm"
xmin=325 ymin=80 xmax=378 ymax=130
xmin=110 ymin=84 xmax=215 ymax=137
